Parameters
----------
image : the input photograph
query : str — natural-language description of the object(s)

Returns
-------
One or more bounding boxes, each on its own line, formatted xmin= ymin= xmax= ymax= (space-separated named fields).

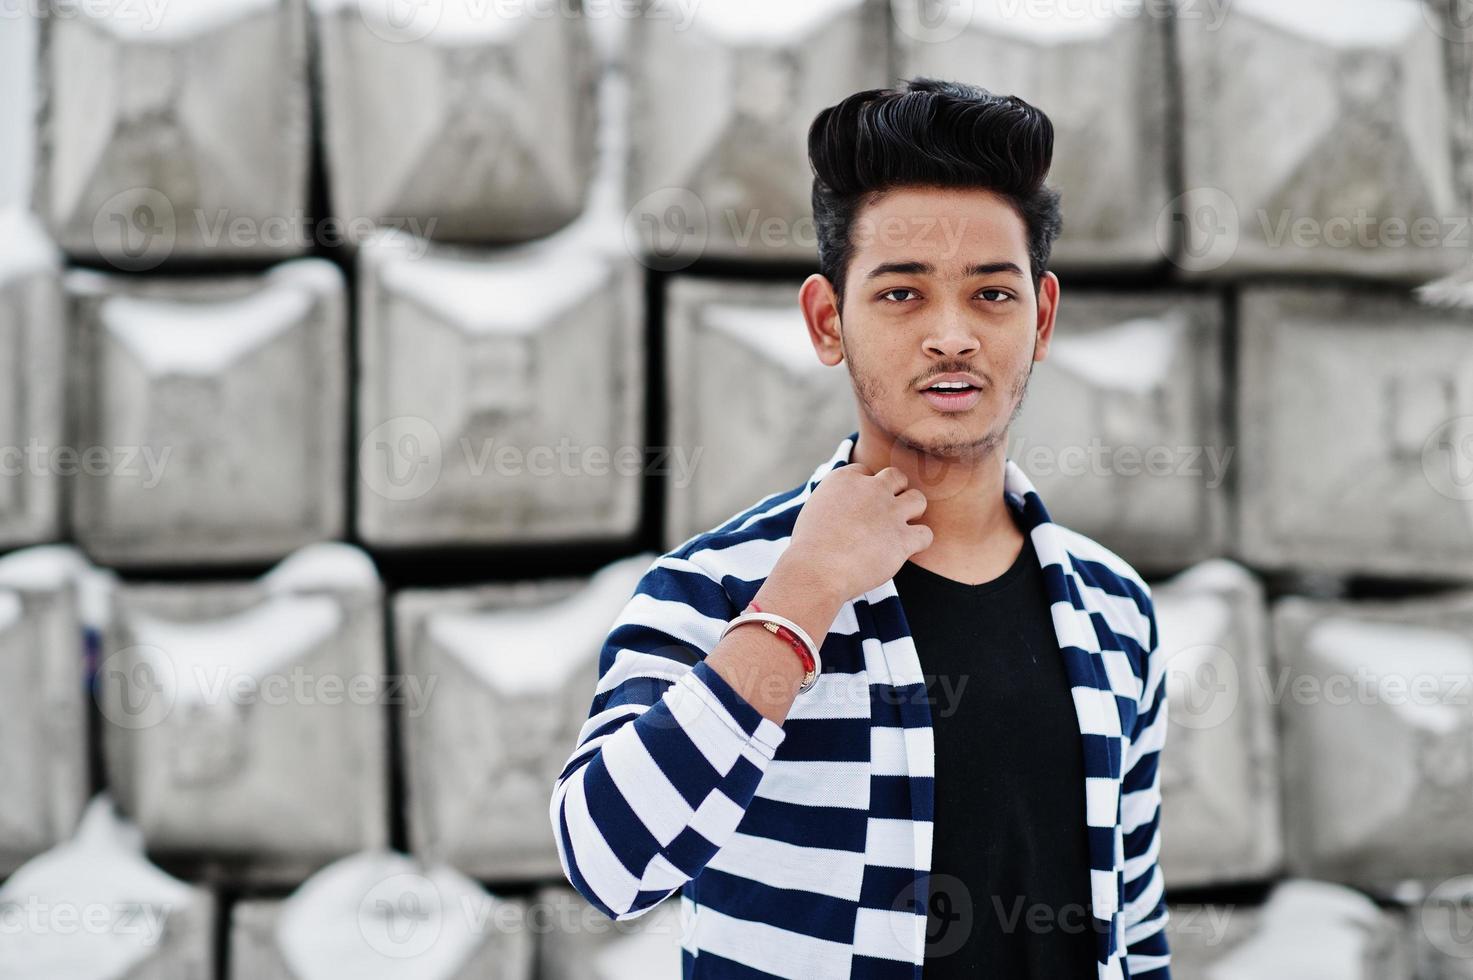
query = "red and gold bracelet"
xmin=719 ymin=599 xmax=822 ymax=694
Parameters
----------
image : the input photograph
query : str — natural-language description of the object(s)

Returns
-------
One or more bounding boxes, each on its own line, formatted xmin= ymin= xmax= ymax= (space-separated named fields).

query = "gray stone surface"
xmin=312 ymin=0 xmax=598 ymax=245
xmin=893 ymin=0 xmax=1171 ymax=271
xmin=534 ymin=884 xmax=685 ymax=980
xmin=1154 ymin=560 xmax=1282 ymax=888
xmin=0 ymin=15 xmax=36 ymax=210
xmin=1174 ymin=0 xmax=1464 ymax=280
xmin=626 ymin=0 xmax=888 ymax=264
xmin=1274 ymin=590 xmax=1473 ymax=891
xmin=33 ymin=0 xmax=311 ymax=265
xmin=1009 ymin=292 xmax=1228 ymax=572
xmin=663 ymin=277 xmax=858 ymax=549
xmin=355 ymin=226 xmax=642 ymax=547
xmin=1412 ymin=874 xmax=1473 ymax=979
xmin=1237 ymin=287 xmax=1473 ymax=580
xmin=0 ymin=545 xmax=94 ymax=877
xmin=229 ymin=852 xmax=533 ymax=980
xmin=0 ymin=209 xmax=65 ymax=547
xmin=0 ymin=795 xmax=216 ymax=980
xmin=394 ymin=553 xmax=652 ymax=881
xmin=98 ymin=543 xmax=388 ymax=884
xmin=65 ymin=257 xmax=346 ymax=566
xmin=1167 ymin=880 xmax=1412 ymax=979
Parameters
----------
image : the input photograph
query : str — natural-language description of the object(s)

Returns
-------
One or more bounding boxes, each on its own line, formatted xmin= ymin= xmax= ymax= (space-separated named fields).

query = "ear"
xmin=1033 ymin=270 xmax=1060 ymax=363
xmin=799 ymin=273 xmax=845 ymax=367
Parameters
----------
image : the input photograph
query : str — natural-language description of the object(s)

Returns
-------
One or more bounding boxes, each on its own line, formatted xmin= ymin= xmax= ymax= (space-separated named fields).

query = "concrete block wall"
xmin=2 ymin=0 xmax=1473 ymax=976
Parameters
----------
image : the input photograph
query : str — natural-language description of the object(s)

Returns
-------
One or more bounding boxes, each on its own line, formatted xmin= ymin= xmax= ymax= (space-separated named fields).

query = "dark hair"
xmin=807 ymin=76 xmax=1062 ymax=310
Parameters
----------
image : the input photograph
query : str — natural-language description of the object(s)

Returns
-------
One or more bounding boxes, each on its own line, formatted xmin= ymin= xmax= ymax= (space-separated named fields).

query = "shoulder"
xmin=1048 ymin=521 xmax=1152 ymax=601
xmin=652 ymin=475 xmax=815 ymax=595
xmin=1047 ymin=520 xmax=1157 ymax=655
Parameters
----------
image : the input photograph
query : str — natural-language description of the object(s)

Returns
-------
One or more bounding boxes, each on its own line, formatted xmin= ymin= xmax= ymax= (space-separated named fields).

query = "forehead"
xmin=848 ymin=185 xmax=1029 ymax=274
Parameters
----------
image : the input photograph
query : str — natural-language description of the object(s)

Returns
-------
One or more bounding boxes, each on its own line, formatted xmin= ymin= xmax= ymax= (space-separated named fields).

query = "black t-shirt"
xmin=891 ymin=531 xmax=1102 ymax=979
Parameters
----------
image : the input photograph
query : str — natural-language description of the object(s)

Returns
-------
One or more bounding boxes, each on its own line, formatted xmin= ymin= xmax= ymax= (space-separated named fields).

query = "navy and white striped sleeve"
xmin=548 ymin=554 xmax=789 ymax=921
xmin=1121 ymin=591 xmax=1171 ymax=978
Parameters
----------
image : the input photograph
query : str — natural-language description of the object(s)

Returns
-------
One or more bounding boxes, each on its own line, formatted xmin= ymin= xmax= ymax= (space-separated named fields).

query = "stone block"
xmin=626 ymin=0 xmax=888 ymax=265
xmin=663 ymin=277 xmax=857 ymax=549
xmin=34 ymin=0 xmax=311 ymax=265
xmin=313 ymin=0 xmax=598 ymax=244
xmin=1010 ymin=291 xmax=1229 ymax=572
xmin=394 ymin=553 xmax=652 ymax=881
xmin=1238 ymin=287 xmax=1473 ymax=580
xmin=1173 ymin=0 xmax=1463 ymax=279
xmin=66 ymin=258 xmax=346 ymax=565
xmin=98 ymin=543 xmax=387 ymax=883
xmin=356 ymin=228 xmax=642 ymax=547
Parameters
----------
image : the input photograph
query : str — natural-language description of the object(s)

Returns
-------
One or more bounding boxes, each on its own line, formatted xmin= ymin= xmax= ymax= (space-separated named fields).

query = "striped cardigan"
xmin=550 ymin=430 xmax=1171 ymax=979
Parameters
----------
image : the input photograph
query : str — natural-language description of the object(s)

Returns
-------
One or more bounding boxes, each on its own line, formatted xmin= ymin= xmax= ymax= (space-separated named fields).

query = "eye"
xmin=878 ymin=287 xmax=920 ymax=303
xmin=978 ymin=288 xmax=1014 ymax=303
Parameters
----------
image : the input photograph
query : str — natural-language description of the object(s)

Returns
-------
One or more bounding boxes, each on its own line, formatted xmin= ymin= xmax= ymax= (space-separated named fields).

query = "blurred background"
xmin=2 ymin=0 xmax=1473 ymax=977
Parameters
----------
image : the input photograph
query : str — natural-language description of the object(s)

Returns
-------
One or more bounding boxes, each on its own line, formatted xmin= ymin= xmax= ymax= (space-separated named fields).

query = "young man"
xmin=551 ymin=77 xmax=1170 ymax=980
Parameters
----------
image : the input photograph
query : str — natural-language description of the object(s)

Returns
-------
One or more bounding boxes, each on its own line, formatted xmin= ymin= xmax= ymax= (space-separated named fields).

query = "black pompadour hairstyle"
xmin=807 ymin=76 xmax=1062 ymax=311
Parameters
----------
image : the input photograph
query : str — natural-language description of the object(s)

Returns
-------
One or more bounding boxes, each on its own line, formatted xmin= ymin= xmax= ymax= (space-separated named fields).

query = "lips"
xmin=920 ymin=386 xmax=982 ymax=412
xmin=917 ymin=372 xmax=983 ymax=392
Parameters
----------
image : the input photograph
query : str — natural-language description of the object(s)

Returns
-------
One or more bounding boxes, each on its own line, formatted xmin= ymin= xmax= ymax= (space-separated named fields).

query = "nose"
xmin=924 ymin=312 xmax=979 ymax=358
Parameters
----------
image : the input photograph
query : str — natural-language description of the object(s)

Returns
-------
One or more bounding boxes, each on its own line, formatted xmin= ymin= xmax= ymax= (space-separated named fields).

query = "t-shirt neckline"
xmin=895 ymin=533 xmax=1036 ymax=596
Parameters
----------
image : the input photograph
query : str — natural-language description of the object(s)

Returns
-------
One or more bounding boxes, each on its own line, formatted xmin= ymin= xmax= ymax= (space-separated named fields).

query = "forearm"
xmin=705 ymin=552 xmax=846 ymax=725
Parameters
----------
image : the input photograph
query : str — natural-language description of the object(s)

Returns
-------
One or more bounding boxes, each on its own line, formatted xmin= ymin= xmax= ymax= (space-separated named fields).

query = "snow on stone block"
xmin=0 ymin=209 xmax=65 ymax=547
xmin=393 ymin=552 xmax=655 ymax=881
xmin=1166 ymin=880 xmax=1413 ymax=979
xmin=534 ymin=884 xmax=685 ymax=980
xmin=32 ymin=0 xmax=310 ymax=266
xmin=97 ymin=543 xmax=387 ymax=884
xmin=1173 ymin=0 xmax=1462 ymax=280
xmin=355 ymin=228 xmax=642 ymax=547
xmin=892 ymin=0 xmax=1170 ymax=271
xmin=0 ymin=794 xmax=215 ymax=979
xmin=626 ymin=0 xmax=887 ymax=264
xmin=1237 ymin=287 xmax=1473 ymax=580
xmin=1273 ymin=591 xmax=1473 ymax=891
xmin=311 ymin=0 xmax=597 ymax=245
xmin=66 ymin=258 xmax=346 ymax=565
xmin=0 ymin=545 xmax=100 ymax=877
xmin=662 ymin=277 xmax=858 ymax=549
xmin=1008 ymin=292 xmax=1228 ymax=571
xmin=1152 ymin=560 xmax=1282 ymax=888
xmin=228 ymin=851 xmax=534 ymax=980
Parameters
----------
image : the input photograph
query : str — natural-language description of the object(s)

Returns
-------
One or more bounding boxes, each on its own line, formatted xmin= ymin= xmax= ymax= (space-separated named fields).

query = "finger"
xmin=898 ymin=487 xmax=928 ymax=518
xmin=906 ymin=522 xmax=935 ymax=554
xmin=875 ymin=466 xmax=909 ymax=494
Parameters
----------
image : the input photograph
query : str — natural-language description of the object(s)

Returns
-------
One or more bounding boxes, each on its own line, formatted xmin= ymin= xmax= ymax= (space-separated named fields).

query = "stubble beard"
xmin=844 ymin=331 xmax=1037 ymax=464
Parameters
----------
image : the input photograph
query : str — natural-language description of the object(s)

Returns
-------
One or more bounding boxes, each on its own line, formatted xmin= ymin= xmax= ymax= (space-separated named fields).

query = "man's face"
xmin=801 ymin=185 xmax=1059 ymax=462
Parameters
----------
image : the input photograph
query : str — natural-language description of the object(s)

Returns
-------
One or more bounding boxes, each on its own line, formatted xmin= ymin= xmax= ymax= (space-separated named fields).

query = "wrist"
xmin=754 ymin=551 xmax=845 ymax=637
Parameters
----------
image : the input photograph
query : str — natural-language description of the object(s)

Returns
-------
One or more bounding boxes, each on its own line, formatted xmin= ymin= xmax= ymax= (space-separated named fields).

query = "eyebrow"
xmin=863 ymin=260 xmax=1026 ymax=280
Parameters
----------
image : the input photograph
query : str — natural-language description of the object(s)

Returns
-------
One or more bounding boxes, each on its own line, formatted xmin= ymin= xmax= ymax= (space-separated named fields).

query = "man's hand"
xmin=783 ymin=462 xmax=934 ymax=604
